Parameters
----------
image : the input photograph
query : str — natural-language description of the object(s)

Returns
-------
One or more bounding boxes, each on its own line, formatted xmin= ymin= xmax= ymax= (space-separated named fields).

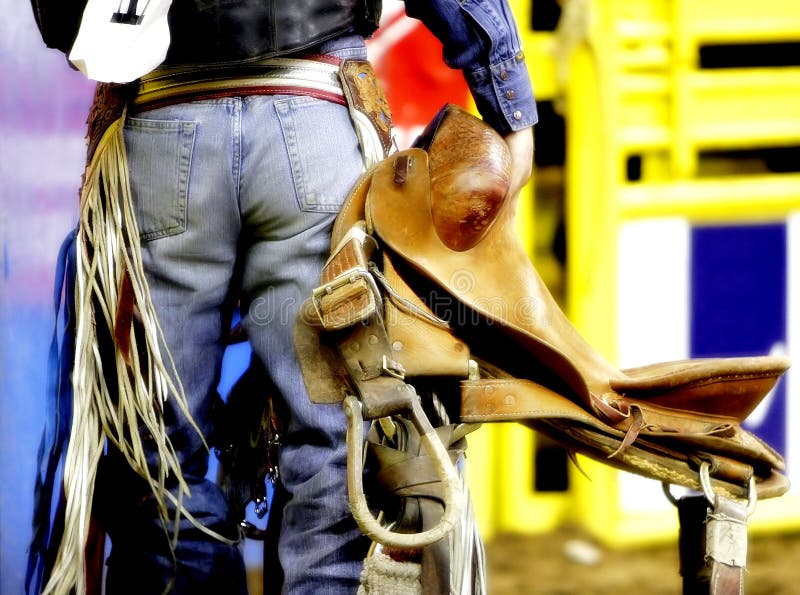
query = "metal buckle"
xmin=311 ymin=267 xmax=382 ymax=327
xmin=662 ymin=461 xmax=758 ymax=517
xmin=381 ymin=354 xmax=406 ymax=380
xmin=699 ymin=460 xmax=757 ymax=517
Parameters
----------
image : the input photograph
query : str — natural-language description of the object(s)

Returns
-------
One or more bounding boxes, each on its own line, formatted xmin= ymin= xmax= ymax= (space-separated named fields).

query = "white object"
xmin=69 ymin=0 xmax=172 ymax=82
xmin=563 ymin=538 xmax=603 ymax=566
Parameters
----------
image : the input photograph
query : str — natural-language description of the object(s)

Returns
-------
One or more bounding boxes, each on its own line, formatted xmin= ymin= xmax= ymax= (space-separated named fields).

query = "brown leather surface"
xmin=294 ymin=316 xmax=351 ymax=403
xmin=298 ymin=103 xmax=789 ymax=499
xmin=366 ymin=418 xmax=474 ymax=595
xmin=351 ymin=105 xmax=790 ymax=497
xmin=365 ymin=149 xmax=788 ymax=424
xmin=708 ymin=497 xmax=748 ymax=595
xmin=315 ymin=235 xmax=377 ymax=330
xmin=459 ymin=376 xmax=787 ymax=498
xmin=86 ymin=83 xmax=131 ymax=162
xmin=339 ymin=60 xmax=393 ymax=156
xmin=613 ymin=357 xmax=790 ymax=420
xmin=710 ymin=557 xmax=745 ymax=595
xmin=366 ymin=147 xmax=613 ymax=398
xmin=417 ymin=105 xmax=512 ymax=251
xmin=380 ymin=253 xmax=472 ymax=378
xmin=331 ymin=158 xmax=376 ymax=248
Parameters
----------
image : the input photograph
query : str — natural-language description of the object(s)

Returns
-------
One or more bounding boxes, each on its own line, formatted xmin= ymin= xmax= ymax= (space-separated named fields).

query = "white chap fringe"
xmin=357 ymin=551 xmax=423 ymax=595
xmin=451 ymin=467 xmax=487 ymax=595
xmin=42 ymin=115 xmax=228 ymax=595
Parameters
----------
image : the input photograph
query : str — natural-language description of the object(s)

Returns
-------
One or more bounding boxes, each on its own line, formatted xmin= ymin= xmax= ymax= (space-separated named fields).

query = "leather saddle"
xmin=295 ymin=104 xmax=790 ymax=557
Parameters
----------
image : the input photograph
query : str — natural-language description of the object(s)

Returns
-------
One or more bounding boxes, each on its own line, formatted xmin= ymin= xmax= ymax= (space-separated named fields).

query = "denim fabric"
xmin=403 ymin=0 xmax=537 ymax=134
xmin=104 ymin=40 xmax=371 ymax=594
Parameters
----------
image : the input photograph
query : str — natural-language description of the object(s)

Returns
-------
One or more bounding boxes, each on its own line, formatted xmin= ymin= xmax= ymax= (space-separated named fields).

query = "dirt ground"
xmin=484 ymin=528 xmax=800 ymax=594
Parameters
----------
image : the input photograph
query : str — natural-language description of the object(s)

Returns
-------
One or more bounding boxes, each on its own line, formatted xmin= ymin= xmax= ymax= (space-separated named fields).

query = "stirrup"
xmin=344 ymin=395 xmax=464 ymax=550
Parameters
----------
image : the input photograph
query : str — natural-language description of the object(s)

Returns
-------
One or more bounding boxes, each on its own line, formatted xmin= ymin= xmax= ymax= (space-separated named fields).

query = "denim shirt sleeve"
xmin=403 ymin=0 xmax=537 ymax=135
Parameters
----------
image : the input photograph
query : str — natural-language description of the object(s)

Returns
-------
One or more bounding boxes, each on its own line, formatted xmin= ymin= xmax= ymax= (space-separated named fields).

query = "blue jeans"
xmin=104 ymin=40 xmax=371 ymax=594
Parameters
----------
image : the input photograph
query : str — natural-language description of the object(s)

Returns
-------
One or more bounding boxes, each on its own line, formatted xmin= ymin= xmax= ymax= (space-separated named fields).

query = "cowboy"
xmin=29 ymin=0 xmax=536 ymax=592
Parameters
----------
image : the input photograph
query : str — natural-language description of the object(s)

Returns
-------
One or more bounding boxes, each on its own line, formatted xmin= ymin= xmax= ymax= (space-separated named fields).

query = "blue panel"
xmin=690 ymin=223 xmax=787 ymax=457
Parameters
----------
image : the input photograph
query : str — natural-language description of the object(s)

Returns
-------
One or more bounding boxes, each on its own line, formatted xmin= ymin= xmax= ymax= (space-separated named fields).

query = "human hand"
xmin=504 ymin=126 xmax=534 ymax=197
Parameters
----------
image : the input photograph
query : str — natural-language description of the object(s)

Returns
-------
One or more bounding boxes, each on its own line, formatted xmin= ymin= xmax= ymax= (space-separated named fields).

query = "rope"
xmin=357 ymin=551 xmax=423 ymax=595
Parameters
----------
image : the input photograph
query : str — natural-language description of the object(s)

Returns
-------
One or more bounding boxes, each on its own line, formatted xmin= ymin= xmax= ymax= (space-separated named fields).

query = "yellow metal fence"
xmin=472 ymin=0 xmax=800 ymax=546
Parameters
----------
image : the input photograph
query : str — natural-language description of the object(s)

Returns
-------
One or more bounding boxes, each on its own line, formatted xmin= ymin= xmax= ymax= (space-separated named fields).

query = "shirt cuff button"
xmin=513 ymin=110 xmax=523 ymax=120
xmin=500 ymin=70 xmax=509 ymax=81
xmin=505 ymin=89 xmax=516 ymax=100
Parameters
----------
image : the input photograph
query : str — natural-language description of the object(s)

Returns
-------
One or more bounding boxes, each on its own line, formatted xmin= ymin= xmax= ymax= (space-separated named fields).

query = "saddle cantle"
xmin=298 ymin=104 xmax=790 ymax=501
xmin=412 ymin=103 xmax=512 ymax=252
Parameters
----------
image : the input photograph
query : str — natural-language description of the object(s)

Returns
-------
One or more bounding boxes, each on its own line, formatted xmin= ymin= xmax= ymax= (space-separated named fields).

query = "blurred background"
xmin=2 ymin=0 xmax=800 ymax=593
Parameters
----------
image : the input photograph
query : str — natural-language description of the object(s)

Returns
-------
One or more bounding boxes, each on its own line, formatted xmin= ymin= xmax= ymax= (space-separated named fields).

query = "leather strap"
xmin=366 ymin=419 xmax=474 ymax=595
xmin=133 ymin=57 xmax=393 ymax=169
xmin=707 ymin=496 xmax=748 ymax=595
xmin=677 ymin=494 xmax=713 ymax=594
xmin=312 ymin=228 xmax=380 ymax=330
xmin=338 ymin=316 xmax=415 ymax=420
xmin=460 ymin=377 xmax=787 ymax=499
xmin=674 ymin=493 xmax=748 ymax=595
xmin=310 ymin=224 xmax=414 ymax=419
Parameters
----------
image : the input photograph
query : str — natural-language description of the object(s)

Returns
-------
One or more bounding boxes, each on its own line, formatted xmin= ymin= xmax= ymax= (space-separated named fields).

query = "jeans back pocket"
xmin=275 ymin=96 xmax=364 ymax=213
xmin=124 ymin=117 xmax=196 ymax=241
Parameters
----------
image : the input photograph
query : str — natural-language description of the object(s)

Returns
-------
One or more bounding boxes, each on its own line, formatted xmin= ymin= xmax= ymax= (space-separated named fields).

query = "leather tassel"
xmin=114 ymin=269 xmax=135 ymax=365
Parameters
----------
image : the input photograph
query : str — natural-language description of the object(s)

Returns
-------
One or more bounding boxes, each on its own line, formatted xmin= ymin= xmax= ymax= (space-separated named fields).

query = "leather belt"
xmin=132 ymin=55 xmax=346 ymax=112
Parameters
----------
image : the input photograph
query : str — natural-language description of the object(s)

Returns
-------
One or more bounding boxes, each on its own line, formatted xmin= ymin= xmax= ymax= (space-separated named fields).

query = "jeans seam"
xmin=232 ymin=98 xmax=242 ymax=206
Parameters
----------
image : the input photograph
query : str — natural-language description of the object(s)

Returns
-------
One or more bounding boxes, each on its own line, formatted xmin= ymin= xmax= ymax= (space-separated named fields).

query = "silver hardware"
xmin=698 ymin=460 xmax=757 ymax=517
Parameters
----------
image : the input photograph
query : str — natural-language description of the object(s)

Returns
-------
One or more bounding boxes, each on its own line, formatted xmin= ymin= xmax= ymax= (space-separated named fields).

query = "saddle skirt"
xmin=296 ymin=104 xmax=790 ymax=501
